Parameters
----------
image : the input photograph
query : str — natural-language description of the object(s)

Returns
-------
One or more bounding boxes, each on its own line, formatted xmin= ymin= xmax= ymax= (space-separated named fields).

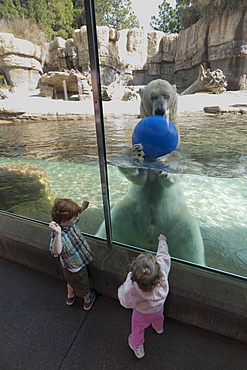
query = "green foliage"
xmin=72 ymin=0 xmax=85 ymax=29
xmin=0 ymin=74 xmax=8 ymax=87
xmin=150 ymin=1 xmax=181 ymax=34
xmin=0 ymin=0 xmax=140 ymax=42
xmin=95 ymin=0 xmax=140 ymax=30
xmin=2 ymin=0 xmax=245 ymax=43
xmin=0 ymin=0 xmax=20 ymax=19
xmin=177 ymin=0 xmax=247 ymax=29
xmin=150 ymin=0 xmax=247 ymax=33
xmin=73 ymin=0 xmax=140 ymax=30
xmin=0 ymin=0 xmax=75 ymax=42
xmin=47 ymin=0 xmax=75 ymax=40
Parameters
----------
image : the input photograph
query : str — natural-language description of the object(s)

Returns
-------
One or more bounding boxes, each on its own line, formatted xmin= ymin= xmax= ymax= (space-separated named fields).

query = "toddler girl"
xmin=118 ymin=234 xmax=171 ymax=358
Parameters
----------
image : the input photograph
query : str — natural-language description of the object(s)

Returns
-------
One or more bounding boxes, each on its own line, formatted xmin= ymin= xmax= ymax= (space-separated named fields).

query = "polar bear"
xmin=96 ymin=145 xmax=205 ymax=265
xmin=139 ymin=79 xmax=178 ymax=123
xmin=96 ymin=79 xmax=204 ymax=264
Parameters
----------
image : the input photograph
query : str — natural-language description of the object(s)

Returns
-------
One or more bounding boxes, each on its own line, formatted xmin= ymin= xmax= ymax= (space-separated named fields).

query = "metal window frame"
xmin=84 ymin=0 xmax=112 ymax=245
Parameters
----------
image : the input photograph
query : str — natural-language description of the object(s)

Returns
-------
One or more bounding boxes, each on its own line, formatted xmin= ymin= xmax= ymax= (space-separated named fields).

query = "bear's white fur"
xmin=96 ymin=146 xmax=205 ymax=265
xmin=96 ymin=79 xmax=204 ymax=265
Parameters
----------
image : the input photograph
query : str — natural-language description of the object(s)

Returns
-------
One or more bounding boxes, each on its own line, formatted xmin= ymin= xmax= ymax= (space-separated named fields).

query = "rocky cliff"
xmin=0 ymin=9 xmax=246 ymax=93
xmin=175 ymin=9 xmax=247 ymax=91
xmin=0 ymin=33 xmax=46 ymax=93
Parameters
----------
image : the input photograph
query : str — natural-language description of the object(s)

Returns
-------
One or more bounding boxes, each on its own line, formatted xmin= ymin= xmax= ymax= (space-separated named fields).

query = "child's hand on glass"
xmin=158 ymin=234 xmax=167 ymax=241
xmin=49 ymin=221 xmax=61 ymax=234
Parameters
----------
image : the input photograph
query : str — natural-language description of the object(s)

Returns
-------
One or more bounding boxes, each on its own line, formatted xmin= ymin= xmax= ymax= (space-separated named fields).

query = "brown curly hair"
xmin=51 ymin=198 xmax=82 ymax=224
xmin=130 ymin=252 xmax=162 ymax=293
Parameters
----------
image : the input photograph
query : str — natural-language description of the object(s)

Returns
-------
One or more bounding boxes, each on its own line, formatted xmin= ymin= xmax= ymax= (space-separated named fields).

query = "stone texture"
xmin=1 ymin=8 xmax=247 ymax=93
xmin=0 ymin=33 xmax=46 ymax=92
xmin=0 ymin=33 xmax=44 ymax=60
xmin=44 ymin=10 xmax=246 ymax=91
xmin=0 ymin=163 xmax=55 ymax=221
xmin=39 ymin=70 xmax=92 ymax=98
xmin=175 ymin=10 xmax=247 ymax=90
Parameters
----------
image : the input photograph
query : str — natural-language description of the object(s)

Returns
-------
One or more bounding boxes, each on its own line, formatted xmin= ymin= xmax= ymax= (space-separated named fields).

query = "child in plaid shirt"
xmin=49 ymin=198 xmax=96 ymax=310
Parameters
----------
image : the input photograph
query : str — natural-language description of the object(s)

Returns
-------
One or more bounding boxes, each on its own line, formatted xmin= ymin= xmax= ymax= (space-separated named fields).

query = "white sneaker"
xmin=155 ymin=328 xmax=163 ymax=334
xmin=128 ymin=335 xmax=145 ymax=358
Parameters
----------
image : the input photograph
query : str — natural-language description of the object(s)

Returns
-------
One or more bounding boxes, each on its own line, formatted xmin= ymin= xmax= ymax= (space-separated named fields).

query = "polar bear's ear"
xmin=139 ymin=87 xmax=145 ymax=98
xmin=172 ymin=84 xmax=177 ymax=93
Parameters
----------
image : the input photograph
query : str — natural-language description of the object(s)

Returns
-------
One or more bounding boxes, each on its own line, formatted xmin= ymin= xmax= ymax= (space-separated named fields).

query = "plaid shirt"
xmin=49 ymin=224 xmax=94 ymax=270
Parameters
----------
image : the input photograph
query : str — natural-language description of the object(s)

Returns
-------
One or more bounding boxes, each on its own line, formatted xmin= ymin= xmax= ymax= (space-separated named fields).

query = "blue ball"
xmin=132 ymin=115 xmax=178 ymax=157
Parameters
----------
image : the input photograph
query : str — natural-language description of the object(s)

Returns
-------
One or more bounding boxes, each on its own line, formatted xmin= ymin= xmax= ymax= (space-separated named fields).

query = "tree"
xmin=72 ymin=0 xmax=86 ymax=29
xmin=73 ymin=0 xmax=140 ymax=30
xmin=47 ymin=0 xmax=75 ymax=40
xmin=0 ymin=0 xmax=20 ymax=19
xmin=95 ymin=0 xmax=140 ymax=30
xmin=0 ymin=0 xmax=140 ymax=42
xmin=176 ymin=0 xmax=247 ymax=29
xmin=150 ymin=1 xmax=181 ymax=34
xmin=0 ymin=0 xmax=75 ymax=41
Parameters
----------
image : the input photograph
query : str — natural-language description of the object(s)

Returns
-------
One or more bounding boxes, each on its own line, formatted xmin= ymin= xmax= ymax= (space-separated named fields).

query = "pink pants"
xmin=131 ymin=307 xmax=164 ymax=347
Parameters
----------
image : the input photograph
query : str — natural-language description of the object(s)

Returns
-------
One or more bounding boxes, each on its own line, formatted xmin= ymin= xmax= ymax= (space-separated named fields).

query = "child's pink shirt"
xmin=118 ymin=240 xmax=171 ymax=314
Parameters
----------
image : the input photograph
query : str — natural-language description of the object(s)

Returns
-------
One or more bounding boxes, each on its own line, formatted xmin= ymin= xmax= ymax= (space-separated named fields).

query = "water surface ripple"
xmin=0 ymin=113 xmax=246 ymax=178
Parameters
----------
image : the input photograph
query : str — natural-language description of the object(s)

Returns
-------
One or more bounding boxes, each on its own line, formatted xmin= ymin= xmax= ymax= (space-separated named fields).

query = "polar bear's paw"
xmin=123 ymin=143 xmax=145 ymax=165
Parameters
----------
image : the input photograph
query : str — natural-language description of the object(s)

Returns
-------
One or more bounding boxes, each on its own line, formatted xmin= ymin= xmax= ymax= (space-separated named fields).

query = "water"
xmin=0 ymin=113 xmax=246 ymax=178
xmin=0 ymin=112 xmax=246 ymax=277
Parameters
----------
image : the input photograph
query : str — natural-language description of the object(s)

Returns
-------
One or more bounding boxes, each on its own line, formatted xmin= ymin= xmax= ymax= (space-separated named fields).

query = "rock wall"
xmin=44 ymin=26 xmax=174 ymax=86
xmin=0 ymin=33 xmax=46 ymax=92
xmin=0 ymin=163 xmax=55 ymax=221
xmin=0 ymin=9 xmax=246 ymax=92
xmin=44 ymin=9 xmax=247 ymax=92
xmin=175 ymin=10 xmax=247 ymax=91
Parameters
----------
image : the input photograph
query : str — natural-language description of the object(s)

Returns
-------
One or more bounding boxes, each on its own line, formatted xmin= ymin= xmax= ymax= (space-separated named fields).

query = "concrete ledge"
xmin=0 ymin=212 xmax=246 ymax=343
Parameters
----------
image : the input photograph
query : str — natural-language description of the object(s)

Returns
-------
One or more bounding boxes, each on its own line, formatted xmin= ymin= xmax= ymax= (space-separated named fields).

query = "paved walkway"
xmin=1 ymin=258 xmax=246 ymax=370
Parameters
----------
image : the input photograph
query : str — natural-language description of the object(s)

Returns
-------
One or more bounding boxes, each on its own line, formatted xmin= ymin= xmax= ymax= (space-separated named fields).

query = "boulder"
xmin=39 ymin=70 xmax=92 ymax=99
xmin=0 ymin=163 xmax=55 ymax=222
xmin=0 ymin=32 xmax=46 ymax=92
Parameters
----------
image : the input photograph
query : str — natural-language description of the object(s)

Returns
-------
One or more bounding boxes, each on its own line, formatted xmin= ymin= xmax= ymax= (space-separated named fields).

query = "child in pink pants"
xmin=118 ymin=234 xmax=171 ymax=359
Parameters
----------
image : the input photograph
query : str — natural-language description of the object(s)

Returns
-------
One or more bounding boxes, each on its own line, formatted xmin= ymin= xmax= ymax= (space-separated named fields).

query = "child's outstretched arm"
xmin=158 ymin=234 xmax=167 ymax=242
xmin=49 ymin=221 xmax=62 ymax=255
xmin=156 ymin=234 xmax=171 ymax=276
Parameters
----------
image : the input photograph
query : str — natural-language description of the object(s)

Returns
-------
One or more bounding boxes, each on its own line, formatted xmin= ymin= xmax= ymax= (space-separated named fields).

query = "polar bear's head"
xmin=139 ymin=79 xmax=178 ymax=123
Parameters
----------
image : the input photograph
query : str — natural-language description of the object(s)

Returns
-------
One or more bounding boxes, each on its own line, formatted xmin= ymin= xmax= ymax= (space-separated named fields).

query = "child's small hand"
xmin=81 ymin=200 xmax=89 ymax=211
xmin=158 ymin=234 xmax=167 ymax=241
xmin=49 ymin=221 xmax=61 ymax=234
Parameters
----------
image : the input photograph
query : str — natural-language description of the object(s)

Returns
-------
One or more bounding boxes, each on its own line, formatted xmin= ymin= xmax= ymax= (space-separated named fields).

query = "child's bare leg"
xmin=67 ymin=284 xmax=75 ymax=298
